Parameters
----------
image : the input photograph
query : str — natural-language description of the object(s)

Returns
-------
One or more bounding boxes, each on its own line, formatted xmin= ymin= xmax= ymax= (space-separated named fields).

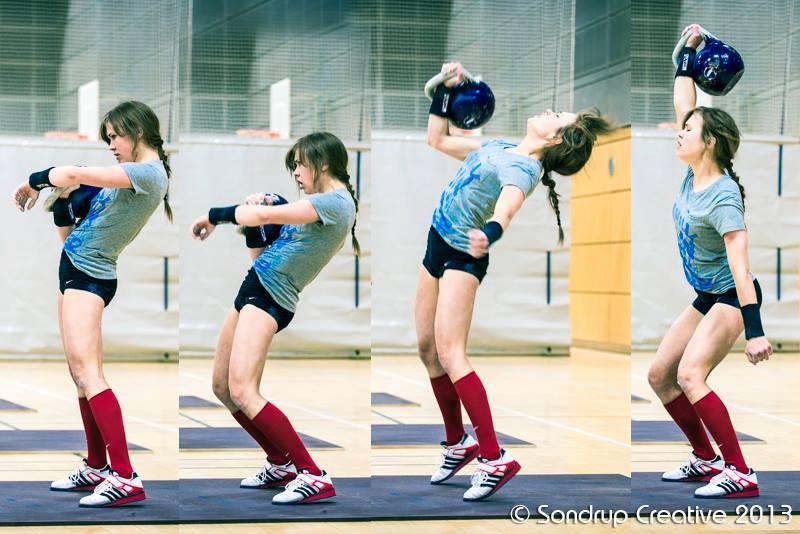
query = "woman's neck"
xmin=508 ymin=135 xmax=548 ymax=159
xmin=690 ymin=157 xmax=723 ymax=188
xmin=317 ymin=176 xmax=345 ymax=193
xmin=136 ymin=145 xmax=160 ymax=163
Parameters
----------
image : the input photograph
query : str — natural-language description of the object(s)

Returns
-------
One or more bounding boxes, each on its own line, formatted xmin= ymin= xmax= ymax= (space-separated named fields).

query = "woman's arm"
xmin=426 ymin=62 xmax=481 ymax=161
xmin=674 ymin=25 xmax=703 ymax=123
xmin=235 ymin=200 xmax=319 ymax=226
xmin=192 ymin=200 xmax=320 ymax=241
xmin=467 ymin=185 xmax=525 ymax=258
xmin=427 ymin=114 xmax=481 ymax=161
xmin=725 ymin=230 xmax=757 ymax=305
xmin=48 ymin=166 xmax=133 ymax=189
xmin=724 ymin=230 xmax=773 ymax=364
xmin=13 ymin=165 xmax=132 ymax=212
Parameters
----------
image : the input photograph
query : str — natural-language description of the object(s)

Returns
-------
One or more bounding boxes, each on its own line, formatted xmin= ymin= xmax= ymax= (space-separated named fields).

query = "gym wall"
xmin=0 ymin=0 xmax=181 ymax=140
xmin=569 ymin=127 xmax=632 ymax=353
xmin=632 ymin=0 xmax=799 ymax=137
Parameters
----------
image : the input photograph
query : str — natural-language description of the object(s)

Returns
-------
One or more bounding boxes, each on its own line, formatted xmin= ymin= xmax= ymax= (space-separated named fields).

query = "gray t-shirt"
xmin=672 ymin=167 xmax=746 ymax=293
xmin=432 ymin=139 xmax=542 ymax=253
xmin=64 ymin=160 xmax=168 ymax=279
xmin=253 ymin=188 xmax=356 ymax=312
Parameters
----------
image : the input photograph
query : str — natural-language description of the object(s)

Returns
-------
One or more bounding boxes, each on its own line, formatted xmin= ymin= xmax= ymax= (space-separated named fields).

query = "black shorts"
xmin=233 ymin=268 xmax=294 ymax=332
xmin=422 ymin=226 xmax=489 ymax=283
xmin=59 ymin=250 xmax=117 ymax=307
xmin=692 ymin=278 xmax=762 ymax=315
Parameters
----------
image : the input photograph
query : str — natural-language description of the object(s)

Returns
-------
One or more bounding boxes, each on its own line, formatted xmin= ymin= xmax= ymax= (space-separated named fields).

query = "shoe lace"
xmin=679 ymin=459 xmax=692 ymax=475
xmin=709 ymin=468 xmax=732 ymax=485
xmin=68 ymin=468 xmax=83 ymax=485
xmin=254 ymin=463 xmax=273 ymax=483
xmin=92 ymin=477 xmax=114 ymax=495
xmin=470 ymin=463 xmax=492 ymax=486
xmin=284 ymin=473 xmax=313 ymax=493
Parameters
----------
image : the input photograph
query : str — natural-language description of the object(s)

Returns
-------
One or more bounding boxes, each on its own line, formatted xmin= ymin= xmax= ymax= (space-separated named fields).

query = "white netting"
xmin=182 ymin=0 xmax=370 ymax=140
xmin=363 ymin=0 xmax=575 ymax=136
xmin=0 ymin=0 xmax=181 ymax=140
xmin=632 ymin=0 xmax=800 ymax=136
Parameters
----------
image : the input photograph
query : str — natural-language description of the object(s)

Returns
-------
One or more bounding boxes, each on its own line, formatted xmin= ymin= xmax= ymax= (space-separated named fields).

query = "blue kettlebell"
xmin=448 ymin=80 xmax=496 ymax=130
xmin=693 ymin=37 xmax=745 ymax=96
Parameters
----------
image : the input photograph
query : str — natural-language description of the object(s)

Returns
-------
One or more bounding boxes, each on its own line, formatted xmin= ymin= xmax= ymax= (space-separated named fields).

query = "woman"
xmin=647 ymin=25 xmax=771 ymax=499
xmin=12 ymin=101 xmax=172 ymax=507
xmin=191 ymin=131 xmax=359 ymax=505
xmin=419 ymin=62 xmax=613 ymax=501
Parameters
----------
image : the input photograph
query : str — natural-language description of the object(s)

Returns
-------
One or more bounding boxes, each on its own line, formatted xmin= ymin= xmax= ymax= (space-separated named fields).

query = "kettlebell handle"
xmin=671 ymin=25 xmax=719 ymax=68
xmin=424 ymin=66 xmax=478 ymax=101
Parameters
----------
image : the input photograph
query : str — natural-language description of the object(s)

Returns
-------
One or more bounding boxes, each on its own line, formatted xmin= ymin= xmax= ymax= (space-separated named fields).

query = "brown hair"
xmin=539 ymin=108 xmax=615 ymax=244
xmin=285 ymin=132 xmax=360 ymax=255
xmin=100 ymin=101 xmax=172 ymax=222
xmin=681 ymin=106 xmax=745 ymax=209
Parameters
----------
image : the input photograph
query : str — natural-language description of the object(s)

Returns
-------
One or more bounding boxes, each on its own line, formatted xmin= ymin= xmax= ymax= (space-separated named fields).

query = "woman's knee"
xmin=647 ymin=362 xmax=674 ymax=392
xmin=434 ymin=343 xmax=465 ymax=372
xmin=212 ymin=374 xmax=231 ymax=404
xmin=676 ymin=362 xmax=706 ymax=393
xmin=68 ymin=364 xmax=104 ymax=393
xmin=417 ymin=337 xmax=438 ymax=366
xmin=228 ymin=377 xmax=258 ymax=410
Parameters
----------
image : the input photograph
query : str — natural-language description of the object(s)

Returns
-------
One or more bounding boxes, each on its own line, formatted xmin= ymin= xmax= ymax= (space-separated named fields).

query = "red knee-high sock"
xmin=453 ymin=371 xmax=500 ymax=460
xmin=232 ymin=410 xmax=290 ymax=465
xmin=251 ymin=403 xmax=321 ymax=475
xmin=78 ymin=397 xmax=107 ymax=469
xmin=692 ymin=391 xmax=748 ymax=472
xmin=430 ymin=374 xmax=464 ymax=445
xmin=88 ymin=389 xmax=133 ymax=479
xmin=663 ymin=393 xmax=716 ymax=460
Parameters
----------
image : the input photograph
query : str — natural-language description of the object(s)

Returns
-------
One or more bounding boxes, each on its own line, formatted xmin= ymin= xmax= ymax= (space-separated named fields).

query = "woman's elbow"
xmin=53 ymin=166 xmax=81 ymax=187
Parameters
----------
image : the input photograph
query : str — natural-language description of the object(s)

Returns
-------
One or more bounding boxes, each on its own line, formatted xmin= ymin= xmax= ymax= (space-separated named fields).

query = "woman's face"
xmin=291 ymin=151 xmax=316 ymax=193
xmin=105 ymin=124 xmax=135 ymax=163
xmin=527 ymin=109 xmax=577 ymax=141
xmin=676 ymin=113 xmax=711 ymax=163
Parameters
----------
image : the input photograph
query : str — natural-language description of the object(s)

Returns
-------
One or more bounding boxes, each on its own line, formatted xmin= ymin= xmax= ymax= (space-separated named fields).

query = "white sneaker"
xmin=662 ymin=452 xmax=724 ymax=482
xmin=50 ymin=459 xmax=110 ymax=492
xmin=463 ymin=448 xmax=521 ymax=501
xmin=695 ymin=466 xmax=759 ymax=498
xmin=272 ymin=470 xmax=335 ymax=504
xmin=78 ymin=472 xmax=146 ymax=507
xmin=240 ymin=459 xmax=297 ymax=489
xmin=430 ymin=433 xmax=480 ymax=484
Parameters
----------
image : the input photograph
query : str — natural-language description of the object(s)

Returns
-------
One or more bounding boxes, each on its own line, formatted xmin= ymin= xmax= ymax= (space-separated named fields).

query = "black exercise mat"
xmin=179 ymin=477 xmax=370 ymax=522
xmin=371 ymin=424 xmax=533 ymax=447
xmin=0 ymin=480 xmax=178 ymax=525
xmin=0 ymin=430 xmax=148 ymax=452
xmin=371 ymin=392 xmax=419 ymax=406
xmin=631 ymin=471 xmax=800 ymax=512
xmin=180 ymin=427 xmax=339 ymax=450
xmin=632 ymin=420 xmax=762 ymax=443
xmin=180 ymin=395 xmax=222 ymax=409
xmin=370 ymin=474 xmax=630 ymax=520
